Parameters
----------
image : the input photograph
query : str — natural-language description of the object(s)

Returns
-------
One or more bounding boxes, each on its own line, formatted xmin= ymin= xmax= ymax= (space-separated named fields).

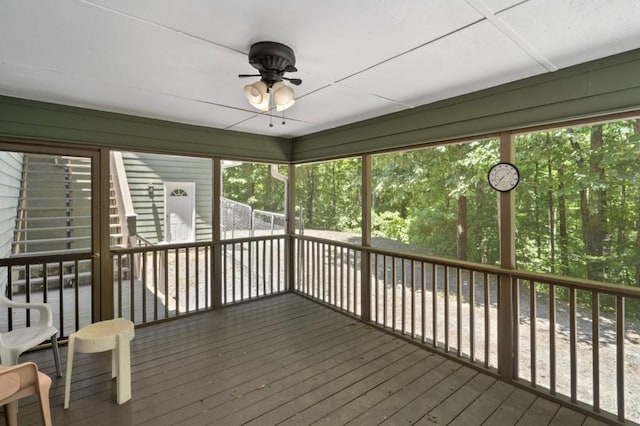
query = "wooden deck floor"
xmin=8 ymin=293 xmax=607 ymax=426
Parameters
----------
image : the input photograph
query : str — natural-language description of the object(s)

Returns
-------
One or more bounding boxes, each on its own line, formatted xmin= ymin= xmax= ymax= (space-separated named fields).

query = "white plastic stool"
xmin=64 ymin=318 xmax=135 ymax=409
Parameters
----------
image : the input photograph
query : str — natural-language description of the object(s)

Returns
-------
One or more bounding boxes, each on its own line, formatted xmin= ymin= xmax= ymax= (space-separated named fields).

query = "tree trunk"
xmin=306 ymin=168 xmax=315 ymax=226
xmin=578 ymin=125 xmax=607 ymax=281
xmin=635 ymin=120 xmax=640 ymax=285
xmin=456 ymin=195 xmax=467 ymax=260
xmin=534 ymin=161 xmax=542 ymax=258
xmin=557 ymin=168 xmax=569 ymax=275
xmin=547 ymin=161 xmax=555 ymax=273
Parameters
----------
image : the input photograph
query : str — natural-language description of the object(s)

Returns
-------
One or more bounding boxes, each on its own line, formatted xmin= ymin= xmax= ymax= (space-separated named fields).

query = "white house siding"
xmin=0 ymin=152 xmax=23 ymax=288
xmin=120 ymin=152 xmax=212 ymax=243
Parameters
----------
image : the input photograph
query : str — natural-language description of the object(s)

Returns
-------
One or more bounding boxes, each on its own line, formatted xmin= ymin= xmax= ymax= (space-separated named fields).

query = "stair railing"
xmin=110 ymin=151 xmax=137 ymax=248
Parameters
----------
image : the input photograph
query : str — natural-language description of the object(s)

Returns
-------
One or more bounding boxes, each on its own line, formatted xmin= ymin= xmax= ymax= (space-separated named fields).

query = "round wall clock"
xmin=488 ymin=162 xmax=520 ymax=192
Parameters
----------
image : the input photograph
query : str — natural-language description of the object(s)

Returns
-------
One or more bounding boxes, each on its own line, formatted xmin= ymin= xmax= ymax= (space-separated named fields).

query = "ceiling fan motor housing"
xmin=248 ymin=41 xmax=297 ymax=86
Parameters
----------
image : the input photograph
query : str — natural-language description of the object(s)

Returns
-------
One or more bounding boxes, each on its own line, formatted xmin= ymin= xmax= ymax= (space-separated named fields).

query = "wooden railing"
xmin=3 ymin=232 xmax=639 ymax=423
xmin=0 ymin=251 xmax=94 ymax=338
xmin=1 ymin=235 xmax=287 ymax=334
xmin=510 ymin=270 xmax=640 ymax=424
xmin=292 ymin=234 xmax=640 ymax=425
xmin=110 ymin=235 xmax=287 ymax=324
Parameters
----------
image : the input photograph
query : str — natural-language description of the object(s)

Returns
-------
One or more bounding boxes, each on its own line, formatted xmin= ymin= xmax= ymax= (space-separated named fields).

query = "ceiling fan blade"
xmin=238 ymin=74 xmax=261 ymax=78
xmin=284 ymin=65 xmax=298 ymax=73
xmin=283 ymin=77 xmax=302 ymax=85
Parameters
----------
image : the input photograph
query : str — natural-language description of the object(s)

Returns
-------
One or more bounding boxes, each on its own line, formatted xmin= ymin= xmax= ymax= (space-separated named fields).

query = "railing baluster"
xmin=570 ymin=287 xmax=577 ymax=403
xmin=592 ymin=291 xmax=600 ymax=412
xmin=153 ymin=249 xmax=158 ymax=321
xmin=185 ymin=247 xmax=190 ymax=311
xmin=513 ymin=276 xmax=520 ymax=379
xmin=164 ymin=249 xmax=169 ymax=318
xmin=194 ymin=247 xmax=199 ymax=310
xmin=392 ymin=256 xmax=396 ymax=331
xmin=321 ymin=243 xmax=326 ymax=302
xmin=433 ymin=264 xmax=438 ymax=348
xmin=240 ymin=242 xmax=245 ymax=301
xmin=444 ymin=266 xmax=449 ymax=352
xmin=383 ymin=255 xmax=388 ymax=327
xmin=617 ymin=295 xmax=625 ymax=422
xmin=263 ymin=239 xmax=267 ymax=296
xmin=411 ymin=260 xmax=416 ymax=338
xmin=550 ymin=283 xmax=556 ymax=395
xmin=336 ymin=246 xmax=342 ymax=305
xmin=130 ymin=252 xmax=136 ymax=321
xmin=484 ymin=272 xmax=489 ymax=368
xmin=469 ymin=271 xmax=475 ymax=363
xmin=373 ymin=253 xmax=378 ymax=324
xmin=175 ymin=248 xmax=180 ymax=316
xmin=354 ymin=250 xmax=359 ymax=316
xmin=73 ymin=260 xmax=79 ymax=330
xmin=142 ymin=251 xmax=147 ymax=323
xmin=402 ymin=258 xmax=406 ymax=335
xmin=25 ymin=264 xmax=31 ymax=327
xmin=340 ymin=246 xmax=345 ymax=310
xmin=117 ymin=254 xmax=123 ymax=318
xmin=530 ymin=279 xmax=537 ymax=387
xmin=422 ymin=262 xmax=427 ymax=343
xmin=457 ymin=268 xmax=462 ymax=357
xmin=232 ymin=243 xmax=236 ymax=302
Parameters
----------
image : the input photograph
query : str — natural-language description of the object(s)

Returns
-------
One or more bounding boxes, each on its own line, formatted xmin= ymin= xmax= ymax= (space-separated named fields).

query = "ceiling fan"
xmin=238 ymin=41 xmax=302 ymax=87
xmin=239 ymin=41 xmax=302 ymax=114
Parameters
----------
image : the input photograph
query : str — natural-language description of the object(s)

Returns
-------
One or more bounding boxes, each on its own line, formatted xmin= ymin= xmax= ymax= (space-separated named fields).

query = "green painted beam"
xmin=291 ymin=48 xmax=640 ymax=162
xmin=0 ymin=96 xmax=291 ymax=162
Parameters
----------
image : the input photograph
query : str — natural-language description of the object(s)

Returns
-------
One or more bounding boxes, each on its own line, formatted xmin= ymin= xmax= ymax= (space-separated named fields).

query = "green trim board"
xmin=0 ymin=96 xmax=291 ymax=162
xmin=291 ymin=48 xmax=640 ymax=162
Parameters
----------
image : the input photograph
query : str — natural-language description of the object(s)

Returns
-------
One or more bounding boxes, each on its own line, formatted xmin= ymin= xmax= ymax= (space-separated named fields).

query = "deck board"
xmin=7 ymin=293 xmax=611 ymax=426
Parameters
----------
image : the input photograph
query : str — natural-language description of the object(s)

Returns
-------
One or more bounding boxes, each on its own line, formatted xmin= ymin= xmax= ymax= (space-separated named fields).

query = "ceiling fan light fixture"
xmin=272 ymin=82 xmax=295 ymax=111
xmin=239 ymin=41 xmax=302 ymax=117
xmin=244 ymin=81 xmax=270 ymax=111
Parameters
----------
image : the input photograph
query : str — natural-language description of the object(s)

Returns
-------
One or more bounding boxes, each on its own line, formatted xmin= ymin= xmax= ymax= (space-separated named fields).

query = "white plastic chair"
xmin=0 ymin=284 xmax=61 ymax=377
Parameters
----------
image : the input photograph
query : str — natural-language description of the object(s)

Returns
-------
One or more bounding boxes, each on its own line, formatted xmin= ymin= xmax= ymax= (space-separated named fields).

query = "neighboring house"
xmin=119 ymin=151 xmax=213 ymax=244
xmin=0 ymin=151 xmax=23 ymax=289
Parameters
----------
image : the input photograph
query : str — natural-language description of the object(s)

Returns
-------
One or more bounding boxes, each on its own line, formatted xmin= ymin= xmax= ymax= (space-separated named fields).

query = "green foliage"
xmin=295 ymin=158 xmax=362 ymax=231
xmin=372 ymin=211 xmax=408 ymax=242
xmin=223 ymin=163 xmax=285 ymax=212
xmin=227 ymin=119 xmax=640 ymax=302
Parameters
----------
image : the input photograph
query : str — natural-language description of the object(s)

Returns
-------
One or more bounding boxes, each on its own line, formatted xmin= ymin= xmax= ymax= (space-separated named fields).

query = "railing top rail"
xmin=253 ymin=209 xmax=285 ymax=218
xmin=110 ymin=234 xmax=287 ymax=255
xmin=293 ymin=234 xmax=640 ymax=298
xmin=510 ymin=269 xmax=640 ymax=298
xmin=293 ymin=234 xmax=503 ymax=275
xmin=0 ymin=250 xmax=93 ymax=266
xmin=220 ymin=234 xmax=286 ymax=244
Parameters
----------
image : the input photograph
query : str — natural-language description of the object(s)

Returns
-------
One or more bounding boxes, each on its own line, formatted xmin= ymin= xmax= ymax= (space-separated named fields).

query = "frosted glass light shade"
xmin=272 ymin=82 xmax=295 ymax=111
xmin=244 ymin=81 xmax=270 ymax=111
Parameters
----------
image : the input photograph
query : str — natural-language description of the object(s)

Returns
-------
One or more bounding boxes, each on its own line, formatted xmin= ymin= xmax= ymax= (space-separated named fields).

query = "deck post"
xmin=286 ymin=163 xmax=296 ymax=292
xmin=360 ymin=154 xmax=372 ymax=321
xmin=498 ymin=132 xmax=516 ymax=382
xmin=97 ymin=147 xmax=113 ymax=321
xmin=212 ymin=157 xmax=222 ymax=308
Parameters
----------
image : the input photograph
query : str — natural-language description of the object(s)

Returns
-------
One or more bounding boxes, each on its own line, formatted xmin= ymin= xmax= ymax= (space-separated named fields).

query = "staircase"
xmin=9 ymin=154 xmax=130 ymax=290
xmin=110 ymin=180 xmax=125 ymax=248
xmin=13 ymin=154 xmax=92 ymax=255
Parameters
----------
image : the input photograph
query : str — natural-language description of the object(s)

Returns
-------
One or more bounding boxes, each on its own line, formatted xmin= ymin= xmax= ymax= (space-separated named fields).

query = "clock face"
xmin=488 ymin=162 xmax=520 ymax=192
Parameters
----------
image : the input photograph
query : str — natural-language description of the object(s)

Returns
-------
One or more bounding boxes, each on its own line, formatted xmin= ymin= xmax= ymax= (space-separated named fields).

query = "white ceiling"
xmin=2 ymin=0 xmax=640 ymax=138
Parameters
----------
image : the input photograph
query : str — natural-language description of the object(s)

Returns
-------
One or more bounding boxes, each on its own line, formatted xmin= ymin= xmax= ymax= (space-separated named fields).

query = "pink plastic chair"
xmin=0 ymin=362 xmax=52 ymax=426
